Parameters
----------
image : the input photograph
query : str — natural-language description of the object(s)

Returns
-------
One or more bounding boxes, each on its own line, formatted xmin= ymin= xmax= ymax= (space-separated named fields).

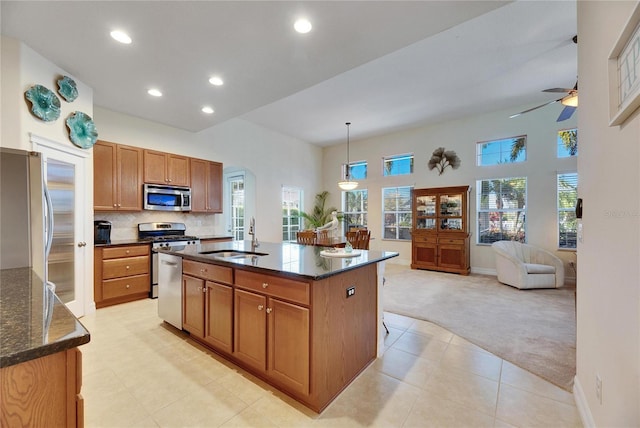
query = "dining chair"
xmin=296 ymin=230 xmax=316 ymax=245
xmin=316 ymin=229 xmax=330 ymax=244
xmin=345 ymin=231 xmax=358 ymax=248
xmin=354 ymin=229 xmax=371 ymax=250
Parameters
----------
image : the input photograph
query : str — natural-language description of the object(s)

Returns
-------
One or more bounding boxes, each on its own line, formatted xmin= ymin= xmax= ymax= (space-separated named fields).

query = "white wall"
xmin=322 ymin=103 xmax=577 ymax=271
xmin=574 ymin=2 xmax=640 ymax=427
xmin=93 ymin=107 xmax=323 ymax=242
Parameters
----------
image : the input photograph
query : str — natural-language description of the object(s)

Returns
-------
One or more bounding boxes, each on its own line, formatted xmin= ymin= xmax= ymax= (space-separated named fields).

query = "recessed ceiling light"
xmin=209 ymin=76 xmax=224 ymax=86
xmin=294 ymin=18 xmax=312 ymax=34
xmin=147 ymin=88 xmax=162 ymax=97
xmin=202 ymin=106 xmax=214 ymax=114
xmin=110 ymin=30 xmax=132 ymax=44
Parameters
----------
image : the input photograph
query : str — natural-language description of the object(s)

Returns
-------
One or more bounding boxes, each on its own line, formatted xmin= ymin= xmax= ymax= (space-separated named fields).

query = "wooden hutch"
xmin=411 ymin=185 xmax=470 ymax=275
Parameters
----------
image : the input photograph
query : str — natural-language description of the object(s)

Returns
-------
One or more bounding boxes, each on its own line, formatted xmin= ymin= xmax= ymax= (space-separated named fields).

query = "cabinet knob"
xmin=125 ymin=265 xmax=130 ymax=270
xmin=125 ymin=250 xmax=130 ymax=254
xmin=113 ymin=204 xmax=117 ymax=207
xmin=262 ymin=282 xmax=269 ymax=288
xmin=126 ymin=284 xmax=130 ymax=289
xmin=258 ymin=305 xmax=264 ymax=311
xmin=266 ymin=308 xmax=272 ymax=314
xmin=203 ymin=287 xmax=207 ymax=293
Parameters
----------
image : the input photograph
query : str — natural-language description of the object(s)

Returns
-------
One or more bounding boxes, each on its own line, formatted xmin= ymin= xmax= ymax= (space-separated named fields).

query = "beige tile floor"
xmin=79 ymin=298 xmax=582 ymax=428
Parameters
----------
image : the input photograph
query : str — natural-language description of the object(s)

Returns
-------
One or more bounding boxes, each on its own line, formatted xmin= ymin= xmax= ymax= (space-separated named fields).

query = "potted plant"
xmin=300 ymin=191 xmax=342 ymax=229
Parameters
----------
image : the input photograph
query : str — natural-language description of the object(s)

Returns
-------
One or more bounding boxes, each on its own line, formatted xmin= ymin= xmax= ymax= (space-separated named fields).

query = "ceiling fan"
xmin=509 ymin=82 xmax=578 ymax=122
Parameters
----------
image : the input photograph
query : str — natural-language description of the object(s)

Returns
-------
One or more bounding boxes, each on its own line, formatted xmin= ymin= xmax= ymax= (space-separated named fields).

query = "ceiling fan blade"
xmin=542 ymin=88 xmax=574 ymax=93
xmin=557 ymin=105 xmax=576 ymax=122
xmin=510 ymin=98 xmax=561 ymax=119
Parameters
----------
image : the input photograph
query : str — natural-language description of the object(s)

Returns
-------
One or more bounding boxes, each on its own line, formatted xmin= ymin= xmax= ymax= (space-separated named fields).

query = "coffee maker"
xmin=94 ymin=220 xmax=111 ymax=244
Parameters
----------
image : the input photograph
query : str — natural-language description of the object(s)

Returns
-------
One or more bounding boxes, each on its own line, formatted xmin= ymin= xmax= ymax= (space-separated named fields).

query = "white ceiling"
xmin=1 ymin=1 xmax=577 ymax=146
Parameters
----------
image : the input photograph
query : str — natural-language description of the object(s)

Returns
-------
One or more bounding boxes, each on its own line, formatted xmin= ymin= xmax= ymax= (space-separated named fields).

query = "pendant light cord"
xmin=345 ymin=122 xmax=351 ymax=180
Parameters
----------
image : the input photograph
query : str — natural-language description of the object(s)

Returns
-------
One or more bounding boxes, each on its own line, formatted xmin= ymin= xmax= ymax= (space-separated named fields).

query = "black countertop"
xmin=159 ymin=240 xmax=399 ymax=281
xmin=0 ymin=268 xmax=90 ymax=368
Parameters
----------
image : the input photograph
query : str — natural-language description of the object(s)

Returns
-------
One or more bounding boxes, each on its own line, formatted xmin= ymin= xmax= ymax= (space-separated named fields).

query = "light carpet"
xmin=383 ymin=264 xmax=576 ymax=391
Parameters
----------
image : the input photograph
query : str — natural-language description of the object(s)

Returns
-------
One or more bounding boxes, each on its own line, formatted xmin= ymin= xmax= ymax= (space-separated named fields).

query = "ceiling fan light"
xmin=338 ymin=180 xmax=358 ymax=191
xmin=561 ymin=93 xmax=578 ymax=107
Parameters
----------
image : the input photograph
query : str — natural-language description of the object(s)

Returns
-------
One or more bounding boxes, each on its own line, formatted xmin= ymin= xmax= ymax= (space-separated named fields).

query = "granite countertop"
xmin=159 ymin=240 xmax=399 ymax=281
xmin=0 ymin=268 xmax=90 ymax=368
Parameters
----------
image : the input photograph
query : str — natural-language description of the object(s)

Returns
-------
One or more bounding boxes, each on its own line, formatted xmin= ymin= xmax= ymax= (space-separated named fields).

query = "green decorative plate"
xmin=24 ymin=84 xmax=61 ymax=122
xmin=66 ymin=111 xmax=98 ymax=149
xmin=57 ymin=76 xmax=78 ymax=102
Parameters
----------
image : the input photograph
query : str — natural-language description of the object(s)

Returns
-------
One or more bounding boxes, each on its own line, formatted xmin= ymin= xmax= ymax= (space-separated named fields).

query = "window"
xmin=343 ymin=189 xmax=368 ymax=232
xmin=477 ymin=177 xmax=527 ymax=244
xmin=228 ymin=175 xmax=245 ymax=240
xmin=557 ymin=129 xmax=578 ymax=157
xmin=477 ymin=136 xmax=527 ymax=166
xmin=557 ymin=173 xmax=578 ymax=249
xmin=382 ymin=186 xmax=412 ymax=240
xmin=347 ymin=161 xmax=367 ymax=180
xmin=282 ymin=186 xmax=303 ymax=242
xmin=383 ymin=154 xmax=413 ymax=176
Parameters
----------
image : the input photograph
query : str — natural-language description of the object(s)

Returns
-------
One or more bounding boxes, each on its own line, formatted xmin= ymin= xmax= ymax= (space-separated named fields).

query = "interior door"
xmin=32 ymin=136 xmax=89 ymax=317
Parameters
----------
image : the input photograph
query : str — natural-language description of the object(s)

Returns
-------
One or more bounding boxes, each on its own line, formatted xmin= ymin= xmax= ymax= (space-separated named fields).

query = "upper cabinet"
xmin=411 ymin=185 xmax=470 ymax=275
xmin=94 ymin=140 xmax=143 ymax=211
xmin=143 ymin=149 xmax=190 ymax=187
xmin=190 ymin=158 xmax=223 ymax=213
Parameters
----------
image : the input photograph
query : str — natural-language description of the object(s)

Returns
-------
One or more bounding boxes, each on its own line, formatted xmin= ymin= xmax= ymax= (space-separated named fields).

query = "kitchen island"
xmin=1 ymin=268 xmax=90 ymax=426
xmin=159 ymin=240 xmax=398 ymax=412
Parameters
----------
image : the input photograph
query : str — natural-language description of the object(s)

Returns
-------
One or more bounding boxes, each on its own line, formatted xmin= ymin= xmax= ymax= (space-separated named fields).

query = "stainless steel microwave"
xmin=143 ymin=184 xmax=191 ymax=211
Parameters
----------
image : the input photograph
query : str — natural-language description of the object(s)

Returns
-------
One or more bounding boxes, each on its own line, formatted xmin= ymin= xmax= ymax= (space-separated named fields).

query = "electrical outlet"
xmin=346 ymin=286 xmax=355 ymax=298
xmin=596 ymin=374 xmax=602 ymax=404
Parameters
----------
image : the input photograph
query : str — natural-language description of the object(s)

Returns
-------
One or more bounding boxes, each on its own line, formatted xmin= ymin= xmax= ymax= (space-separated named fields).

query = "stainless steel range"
xmin=138 ymin=222 xmax=200 ymax=298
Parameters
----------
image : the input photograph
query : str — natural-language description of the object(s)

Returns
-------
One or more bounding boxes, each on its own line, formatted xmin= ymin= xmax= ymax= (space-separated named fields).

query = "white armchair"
xmin=491 ymin=241 xmax=565 ymax=289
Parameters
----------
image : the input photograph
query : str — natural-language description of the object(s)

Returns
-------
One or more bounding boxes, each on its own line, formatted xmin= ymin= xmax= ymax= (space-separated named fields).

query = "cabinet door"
xmin=234 ymin=289 xmax=266 ymax=371
xmin=117 ymin=144 xmax=143 ymax=211
xmin=206 ymin=161 xmax=223 ymax=213
xmin=190 ymin=158 xmax=207 ymax=212
xmin=205 ymin=281 xmax=233 ymax=354
xmin=93 ymin=141 xmax=117 ymax=210
xmin=437 ymin=242 xmax=466 ymax=271
xmin=412 ymin=240 xmax=437 ymax=269
xmin=268 ymin=298 xmax=309 ymax=395
xmin=143 ymin=150 xmax=167 ymax=184
xmin=167 ymin=154 xmax=190 ymax=186
xmin=183 ymin=275 xmax=205 ymax=338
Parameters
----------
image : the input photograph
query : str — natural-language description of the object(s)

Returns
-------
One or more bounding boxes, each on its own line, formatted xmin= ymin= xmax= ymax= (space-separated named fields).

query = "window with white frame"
xmin=343 ymin=189 xmax=368 ymax=232
xmin=557 ymin=172 xmax=578 ymax=249
xmin=477 ymin=177 xmax=527 ymax=244
xmin=477 ymin=136 xmax=527 ymax=166
xmin=347 ymin=161 xmax=367 ymax=180
xmin=557 ymin=129 xmax=578 ymax=158
xmin=382 ymin=186 xmax=412 ymax=240
xmin=383 ymin=154 xmax=414 ymax=176
xmin=282 ymin=186 xmax=303 ymax=242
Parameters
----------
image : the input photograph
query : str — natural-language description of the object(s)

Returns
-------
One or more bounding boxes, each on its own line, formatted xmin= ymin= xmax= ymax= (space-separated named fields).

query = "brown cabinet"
xmin=234 ymin=270 xmax=310 ymax=395
xmin=143 ymin=149 xmax=190 ymax=186
xmin=190 ymin=158 xmax=223 ymax=213
xmin=1 ymin=348 xmax=83 ymax=427
xmin=94 ymin=244 xmax=150 ymax=308
xmin=411 ymin=185 xmax=470 ymax=275
xmin=182 ymin=260 xmax=233 ymax=353
xmin=93 ymin=140 xmax=143 ymax=211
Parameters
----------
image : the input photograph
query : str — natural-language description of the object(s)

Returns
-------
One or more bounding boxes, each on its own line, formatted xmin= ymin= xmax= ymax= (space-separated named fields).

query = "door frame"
xmin=31 ymin=134 xmax=94 ymax=317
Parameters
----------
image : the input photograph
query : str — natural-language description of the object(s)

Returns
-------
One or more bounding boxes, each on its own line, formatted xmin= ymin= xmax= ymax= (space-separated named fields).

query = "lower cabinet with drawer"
xmin=94 ymin=244 xmax=151 ymax=308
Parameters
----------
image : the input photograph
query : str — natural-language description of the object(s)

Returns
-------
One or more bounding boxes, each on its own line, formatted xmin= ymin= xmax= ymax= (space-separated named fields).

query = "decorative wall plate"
xmin=57 ymin=76 xmax=78 ymax=102
xmin=24 ymin=84 xmax=61 ymax=122
xmin=66 ymin=111 xmax=98 ymax=149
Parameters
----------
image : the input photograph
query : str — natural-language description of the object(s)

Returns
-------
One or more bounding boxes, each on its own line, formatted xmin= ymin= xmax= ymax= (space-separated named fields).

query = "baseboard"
xmin=573 ymin=376 xmax=596 ymax=428
xmin=471 ymin=267 xmax=497 ymax=276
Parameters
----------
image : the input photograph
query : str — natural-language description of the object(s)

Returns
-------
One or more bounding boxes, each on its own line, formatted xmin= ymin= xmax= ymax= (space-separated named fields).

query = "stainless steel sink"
xmin=199 ymin=250 xmax=268 ymax=259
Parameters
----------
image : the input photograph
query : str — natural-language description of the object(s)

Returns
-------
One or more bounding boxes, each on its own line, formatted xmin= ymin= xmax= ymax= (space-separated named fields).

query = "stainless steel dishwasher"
xmin=157 ymin=252 xmax=183 ymax=329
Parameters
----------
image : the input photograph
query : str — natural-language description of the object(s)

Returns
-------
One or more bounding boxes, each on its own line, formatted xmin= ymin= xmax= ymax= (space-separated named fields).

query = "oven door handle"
xmin=161 ymin=260 xmax=179 ymax=267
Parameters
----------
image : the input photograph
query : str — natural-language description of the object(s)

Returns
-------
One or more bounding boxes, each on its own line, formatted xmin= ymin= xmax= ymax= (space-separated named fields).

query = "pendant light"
xmin=338 ymin=122 xmax=358 ymax=191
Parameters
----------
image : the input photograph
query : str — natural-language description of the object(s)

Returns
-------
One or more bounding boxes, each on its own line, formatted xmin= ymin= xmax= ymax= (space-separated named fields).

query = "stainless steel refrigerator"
xmin=0 ymin=148 xmax=53 ymax=281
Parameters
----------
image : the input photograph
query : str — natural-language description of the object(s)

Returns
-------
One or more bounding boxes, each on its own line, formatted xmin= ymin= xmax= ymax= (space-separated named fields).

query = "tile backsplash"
xmin=94 ymin=212 xmax=225 ymax=240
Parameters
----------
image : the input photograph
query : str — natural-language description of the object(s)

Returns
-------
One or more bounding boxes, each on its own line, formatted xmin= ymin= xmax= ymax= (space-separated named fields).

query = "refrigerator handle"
xmin=44 ymin=183 xmax=54 ymax=258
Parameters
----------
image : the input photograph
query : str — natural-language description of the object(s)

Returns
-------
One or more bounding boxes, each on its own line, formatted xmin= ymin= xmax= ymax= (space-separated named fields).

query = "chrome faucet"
xmin=249 ymin=217 xmax=259 ymax=248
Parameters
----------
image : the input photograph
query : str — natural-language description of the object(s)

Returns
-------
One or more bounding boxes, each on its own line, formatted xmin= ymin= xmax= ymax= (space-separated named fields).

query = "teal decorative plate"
xmin=57 ymin=76 xmax=78 ymax=102
xmin=66 ymin=111 xmax=98 ymax=149
xmin=24 ymin=85 xmax=61 ymax=122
